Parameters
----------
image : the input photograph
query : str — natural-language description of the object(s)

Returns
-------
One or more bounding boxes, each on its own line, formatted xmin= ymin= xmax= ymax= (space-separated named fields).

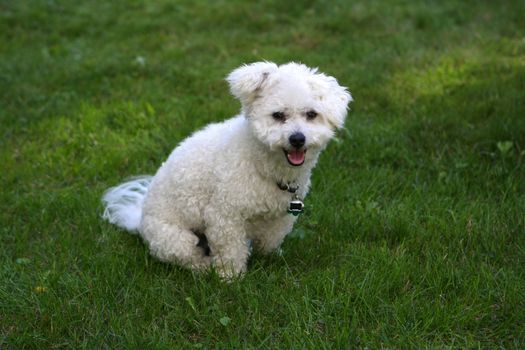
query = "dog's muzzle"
xmin=284 ymin=132 xmax=306 ymax=166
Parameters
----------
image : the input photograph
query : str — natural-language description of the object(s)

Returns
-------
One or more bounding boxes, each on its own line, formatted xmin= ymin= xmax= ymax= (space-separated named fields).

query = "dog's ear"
xmin=308 ymin=73 xmax=352 ymax=129
xmin=227 ymin=62 xmax=278 ymax=107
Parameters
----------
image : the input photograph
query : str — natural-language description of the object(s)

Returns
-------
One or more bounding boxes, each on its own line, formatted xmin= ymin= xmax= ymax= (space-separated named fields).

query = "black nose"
xmin=289 ymin=132 xmax=305 ymax=149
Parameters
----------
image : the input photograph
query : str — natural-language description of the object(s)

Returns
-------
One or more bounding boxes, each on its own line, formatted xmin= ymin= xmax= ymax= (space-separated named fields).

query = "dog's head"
xmin=227 ymin=61 xmax=352 ymax=167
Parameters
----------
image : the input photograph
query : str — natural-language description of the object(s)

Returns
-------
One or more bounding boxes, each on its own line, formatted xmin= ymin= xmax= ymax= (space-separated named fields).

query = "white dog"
xmin=102 ymin=62 xmax=351 ymax=279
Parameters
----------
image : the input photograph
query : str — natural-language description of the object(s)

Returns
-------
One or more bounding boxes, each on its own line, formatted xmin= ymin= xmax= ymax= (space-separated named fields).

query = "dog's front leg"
xmin=251 ymin=214 xmax=296 ymax=254
xmin=204 ymin=211 xmax=250 ymax=281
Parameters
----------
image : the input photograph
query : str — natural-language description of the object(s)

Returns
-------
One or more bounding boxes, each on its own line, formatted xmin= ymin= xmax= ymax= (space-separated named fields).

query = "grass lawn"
xmin=1 ymin=0 xmax=525 ymax=348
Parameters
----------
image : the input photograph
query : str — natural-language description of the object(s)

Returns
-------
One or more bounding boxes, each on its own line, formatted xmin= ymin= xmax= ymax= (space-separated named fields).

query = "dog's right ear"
xmin=226 ymin=62 xmax=278 ymax=107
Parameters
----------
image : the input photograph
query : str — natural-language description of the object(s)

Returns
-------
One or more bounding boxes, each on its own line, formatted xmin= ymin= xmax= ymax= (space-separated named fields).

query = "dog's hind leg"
xmin=139 ymin=216 xmax=211 ymax=271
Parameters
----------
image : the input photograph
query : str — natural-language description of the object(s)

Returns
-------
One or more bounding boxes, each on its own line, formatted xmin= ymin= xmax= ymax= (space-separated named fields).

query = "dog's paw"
xmin=189 ymin=256 xmax=212 ymax=272
xmin=213 ymin=260 xmax=247 ymax=282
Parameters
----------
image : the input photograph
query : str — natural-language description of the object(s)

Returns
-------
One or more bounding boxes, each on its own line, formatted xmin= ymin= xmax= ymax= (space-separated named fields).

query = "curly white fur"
xmin=102 ymin=62 xmax=352 ymax=280
xmin=102 ymin=176 xmax=152 ymax=232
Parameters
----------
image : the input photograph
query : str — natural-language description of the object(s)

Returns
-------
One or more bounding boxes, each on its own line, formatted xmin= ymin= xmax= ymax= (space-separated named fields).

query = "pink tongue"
xmin=287 ymin=150 xmax=305 ymax=165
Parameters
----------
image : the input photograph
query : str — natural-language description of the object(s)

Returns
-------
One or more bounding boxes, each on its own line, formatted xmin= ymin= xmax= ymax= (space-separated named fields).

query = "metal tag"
xmin=287 ymin=199 xmax=304 ymax=216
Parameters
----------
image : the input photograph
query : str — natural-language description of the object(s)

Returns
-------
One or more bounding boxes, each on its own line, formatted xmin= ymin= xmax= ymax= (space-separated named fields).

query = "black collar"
xmin=277 ymin=181 xmax=298 ymax=193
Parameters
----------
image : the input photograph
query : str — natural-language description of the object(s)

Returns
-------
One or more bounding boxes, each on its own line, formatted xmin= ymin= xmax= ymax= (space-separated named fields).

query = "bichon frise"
xmin=102 ymin=61 xmax=352 ymax=280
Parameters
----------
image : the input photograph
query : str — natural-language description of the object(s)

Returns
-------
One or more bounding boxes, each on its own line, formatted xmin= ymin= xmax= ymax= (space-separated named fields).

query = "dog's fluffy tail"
xmin=102 ymin=176 xmax=152 ymax=233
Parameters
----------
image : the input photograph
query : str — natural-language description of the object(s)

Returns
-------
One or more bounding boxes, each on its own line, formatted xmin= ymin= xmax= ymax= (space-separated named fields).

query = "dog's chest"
xmin=251 ymin=188 xmax=290 ymax=217
xmin=243 ymin=180 xmax=304 ymax=219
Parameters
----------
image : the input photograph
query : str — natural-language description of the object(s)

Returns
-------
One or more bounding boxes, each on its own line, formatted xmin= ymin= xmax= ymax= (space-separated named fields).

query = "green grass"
xmin=1 ymin=0 xmax=525 ymax=348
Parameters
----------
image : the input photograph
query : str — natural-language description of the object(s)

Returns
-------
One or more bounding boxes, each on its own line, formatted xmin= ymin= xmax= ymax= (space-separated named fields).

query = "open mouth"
xmin=283 ymin=148 xmax=306 ymax=166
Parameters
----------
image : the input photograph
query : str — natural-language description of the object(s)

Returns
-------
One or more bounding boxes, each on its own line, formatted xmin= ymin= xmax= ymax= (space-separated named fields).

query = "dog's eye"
xmin=272 ymin=111 xmax=286 ymax=121
xmin=306 ymin=110 xmax=318 ymax=120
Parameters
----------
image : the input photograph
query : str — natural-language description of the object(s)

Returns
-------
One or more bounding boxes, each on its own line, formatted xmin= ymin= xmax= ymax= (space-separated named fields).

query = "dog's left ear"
xmin=227 ymin=62 xmax=278 ymax=108
xmin=308 ymin=73 xmax=352 ymax=129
